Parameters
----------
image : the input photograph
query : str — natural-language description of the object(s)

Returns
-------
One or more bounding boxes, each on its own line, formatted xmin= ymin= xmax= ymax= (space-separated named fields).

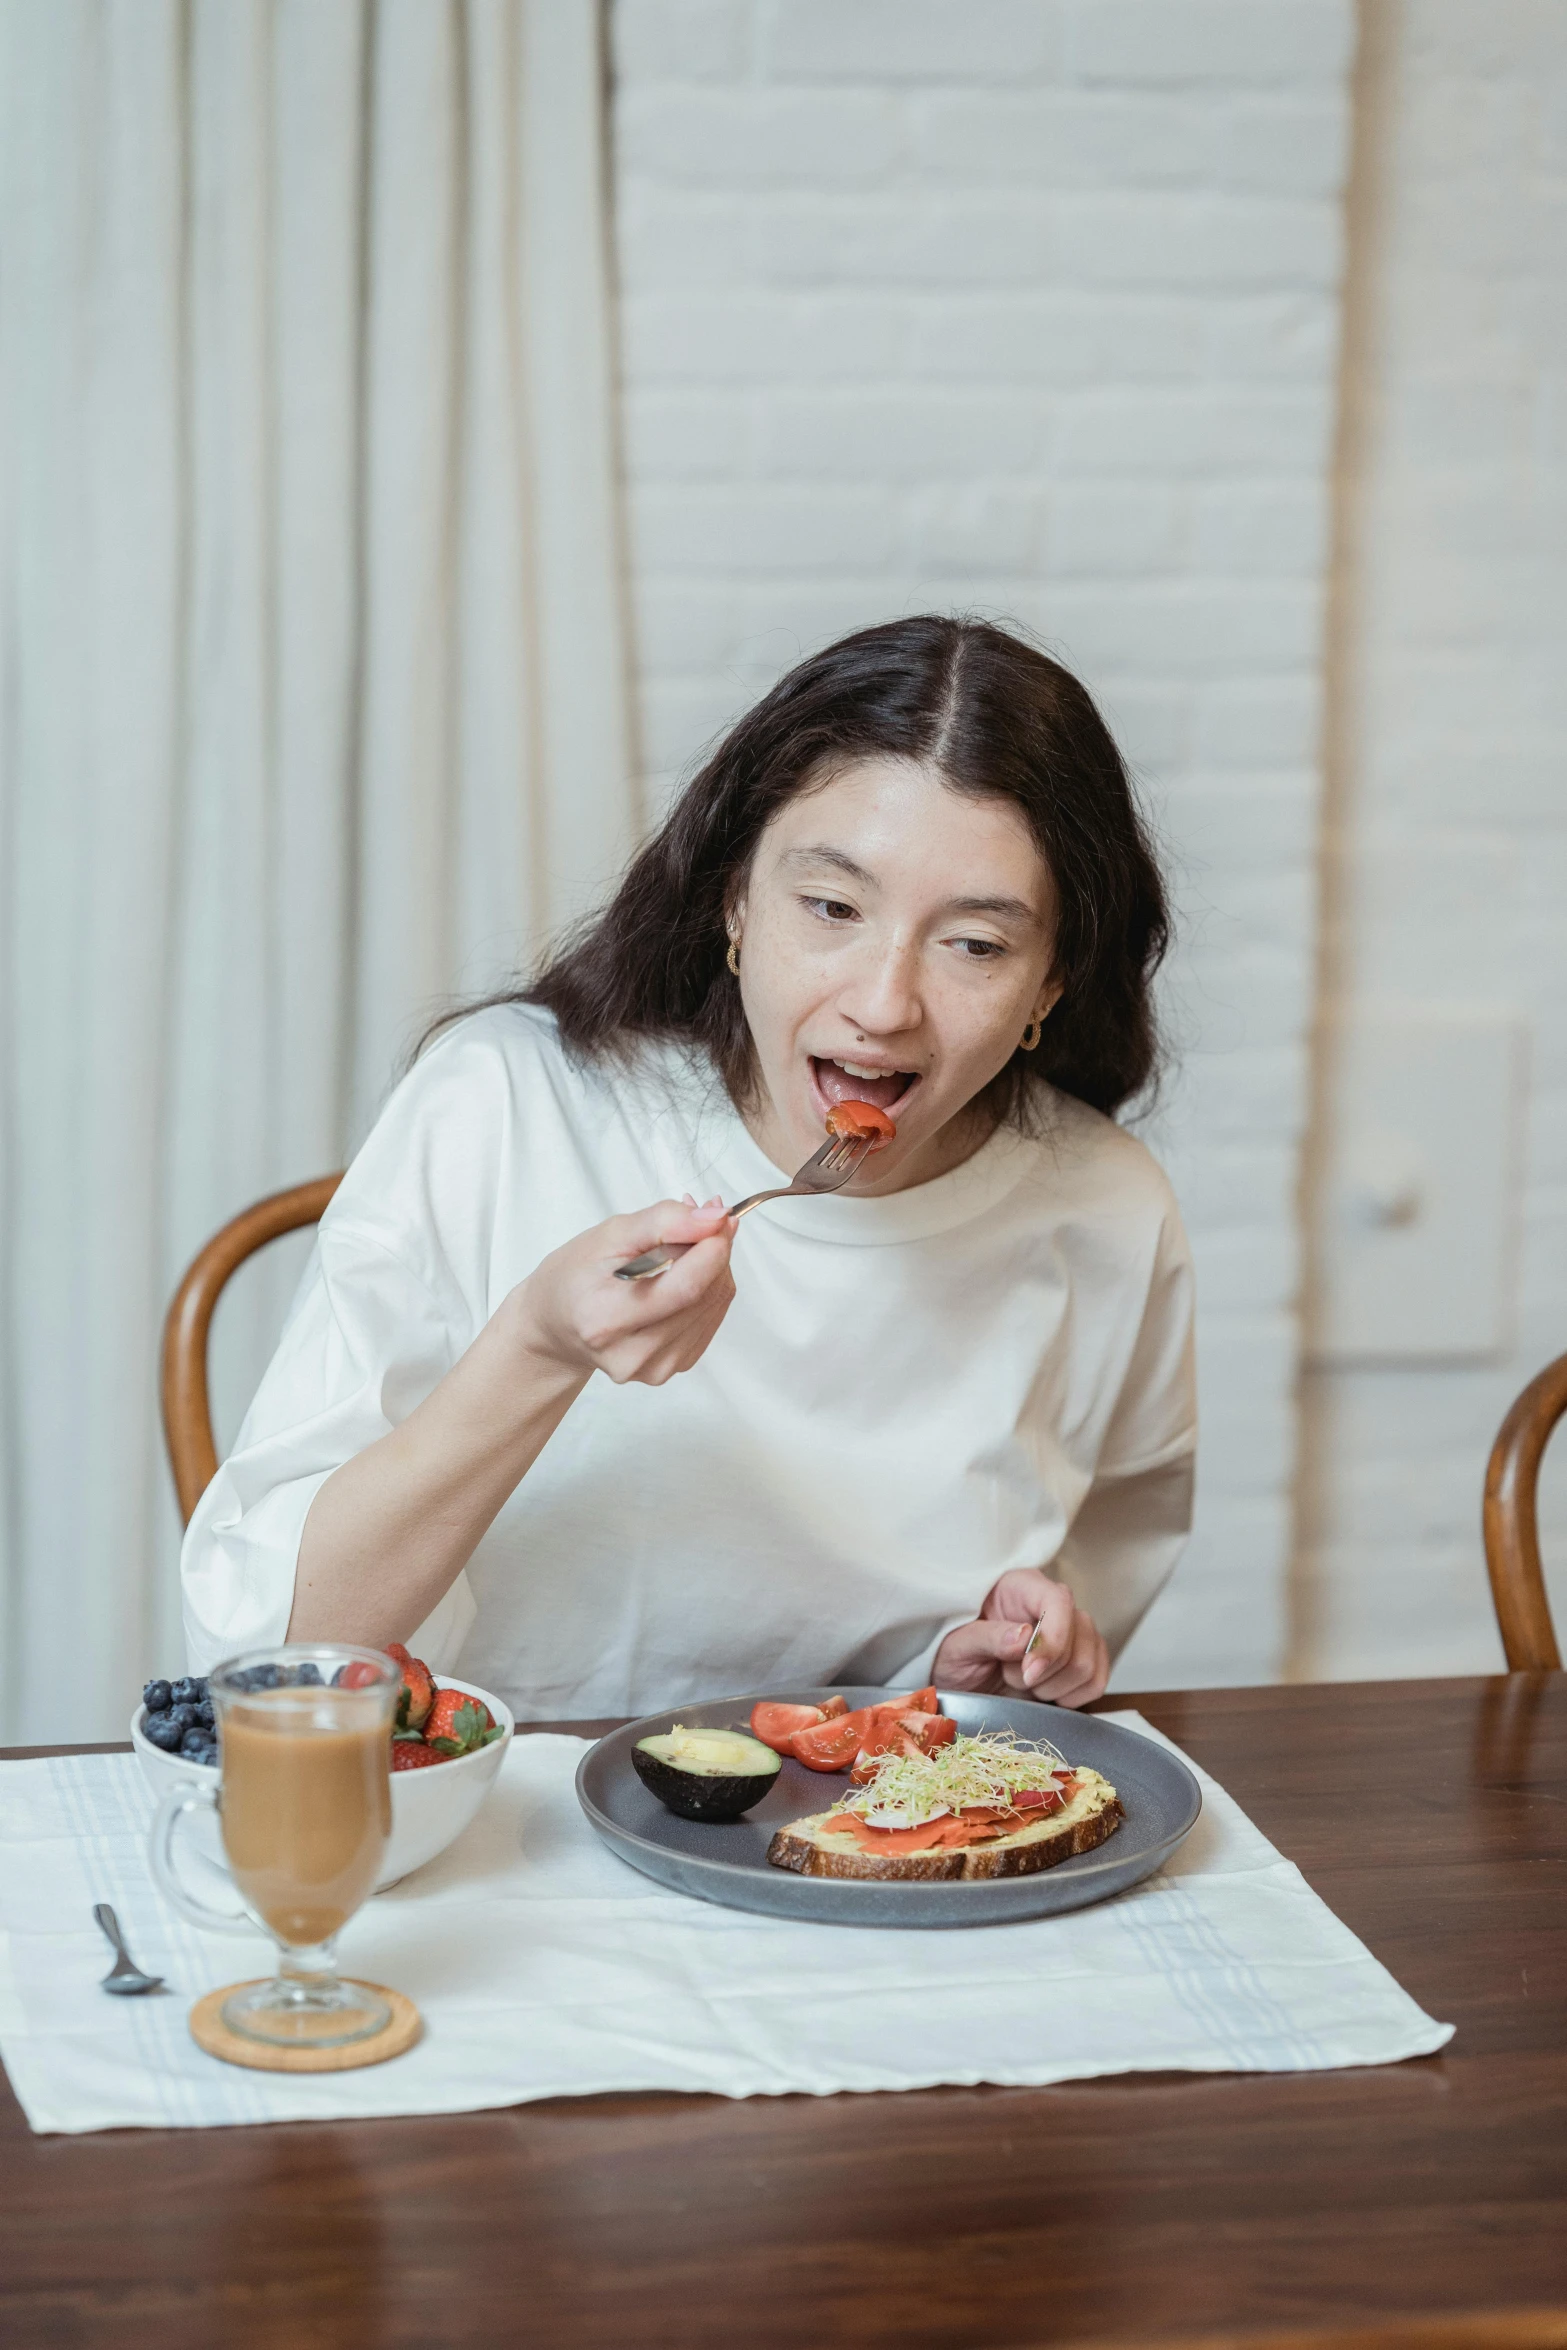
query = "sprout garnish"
xmin=832 ymin=1728 xmax=1075 ymax=1830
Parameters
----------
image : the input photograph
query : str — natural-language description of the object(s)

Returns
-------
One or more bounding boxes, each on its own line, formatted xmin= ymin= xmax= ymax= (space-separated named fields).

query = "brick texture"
xmin=1296 ymin=0 xmax=1567 ymax=1678
xmin=610 ymin=0 xmax=1357 ymax=1687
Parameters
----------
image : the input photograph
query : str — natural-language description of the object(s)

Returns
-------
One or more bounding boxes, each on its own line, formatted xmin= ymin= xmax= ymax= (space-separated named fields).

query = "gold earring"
xmin=726 ymin=939 xmax=741 ymax=977
xmin=1021 ymin=1014 xmax=1044 ymax=1051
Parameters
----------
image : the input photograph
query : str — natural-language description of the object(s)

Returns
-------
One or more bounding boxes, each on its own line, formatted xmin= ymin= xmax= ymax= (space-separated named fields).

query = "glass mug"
xmin=150 ymin=1643 xmax=398 ymax=2050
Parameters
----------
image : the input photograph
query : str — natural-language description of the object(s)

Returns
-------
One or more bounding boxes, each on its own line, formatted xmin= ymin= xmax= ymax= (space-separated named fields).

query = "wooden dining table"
xmin=2 ymin=1672 xmax=1563 ymax=2350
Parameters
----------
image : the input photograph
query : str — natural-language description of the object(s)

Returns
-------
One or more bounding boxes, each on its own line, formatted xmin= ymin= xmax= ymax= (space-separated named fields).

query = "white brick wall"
xmin=1295 ymin=0 xmax=1567 ymax=1677
xmin=611 ymin=0 xmax=1357 ymax=1688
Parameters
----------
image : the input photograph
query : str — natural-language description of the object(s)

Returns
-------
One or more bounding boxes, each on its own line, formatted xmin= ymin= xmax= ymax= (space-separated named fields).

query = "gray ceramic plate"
xmin=575 ymin=1688 xmax=1201 ymax=1928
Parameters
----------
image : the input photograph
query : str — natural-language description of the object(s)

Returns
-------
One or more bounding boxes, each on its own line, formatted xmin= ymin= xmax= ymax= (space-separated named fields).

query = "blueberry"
xmin=164 ymin=1704 xmax=196 ymax=1738
xmin=229 ymin=1665 xmax=278 ymax=1692
xmin=291 ymin=1662 xmax=323 ymax=1687
xmin=180 ymin=1726 xmax=215 ymax=1760
xmin=170 ymin=1676 xmax=203 ymax=1709
xmin=144 ymin=1713 xmax=185 ymax=1753
xmin=194 ymin=1700 xmax=215 ymax=1728
xmin=142 ymin=1679 xmax=173 ymax=1715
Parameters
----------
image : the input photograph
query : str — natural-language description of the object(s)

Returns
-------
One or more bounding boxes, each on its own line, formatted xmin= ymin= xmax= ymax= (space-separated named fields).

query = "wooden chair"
xmin=162 ymin=1186 xmax=1565 ymax=1679
xmin=1482 ymin=1348 xmax=1566 ymax=1672
xmin=160 ymin=1175 xmax=343 ymax=1526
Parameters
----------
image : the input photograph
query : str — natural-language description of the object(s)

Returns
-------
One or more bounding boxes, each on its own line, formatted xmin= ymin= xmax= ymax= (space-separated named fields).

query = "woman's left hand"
xmin=934 ymin=1568 xmax=1110 ymax=1708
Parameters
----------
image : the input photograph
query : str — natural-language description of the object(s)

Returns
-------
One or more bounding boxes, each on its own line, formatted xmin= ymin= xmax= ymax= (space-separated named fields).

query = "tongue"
xmin=814 ymin=1060 xmax=910 ymax=1113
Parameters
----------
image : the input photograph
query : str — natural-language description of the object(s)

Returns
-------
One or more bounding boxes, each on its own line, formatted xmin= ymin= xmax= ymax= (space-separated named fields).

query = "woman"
xmin=182 ymin=617 xmax=1195 ymax=1718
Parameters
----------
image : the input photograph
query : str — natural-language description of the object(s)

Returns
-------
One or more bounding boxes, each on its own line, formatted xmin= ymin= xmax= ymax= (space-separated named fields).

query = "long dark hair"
xmin=449 ymin=617 xmax=1170 ymax=1123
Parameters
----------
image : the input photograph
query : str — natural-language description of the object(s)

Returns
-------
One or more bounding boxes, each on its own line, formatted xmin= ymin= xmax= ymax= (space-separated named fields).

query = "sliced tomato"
xmin=750 ymin=1694 xmax=853 ymax=1757
xmin=787 ymin=1707 xmax=876 ymax=1771
xmin=750 ymin=1700 xmax=826 ymax=1753
xmin=896 ymin=1711 xmax=956 ymax=1755
xmin=871 ymin=1684 xmax=937 ymax=1716
xmin=1011 ymin=1784 xmax=1063 ymax=1813
xmin=849 ymin=1715 xmax=909 ymax=1783
xmin=848 ymin=1710 xmax=956 ymax=1783
xmin=824 ymin=1100 xmax=897 ymax=1149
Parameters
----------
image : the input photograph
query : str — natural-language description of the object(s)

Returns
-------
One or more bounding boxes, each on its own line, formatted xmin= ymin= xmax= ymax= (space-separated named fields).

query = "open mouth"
xmin=809 ymin=1056 xmax=921 ymax=1119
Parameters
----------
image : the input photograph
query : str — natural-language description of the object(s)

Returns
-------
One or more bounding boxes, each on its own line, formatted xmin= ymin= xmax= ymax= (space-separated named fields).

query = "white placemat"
xmin=0 ymin=1713 xmax=1452 ymax=2134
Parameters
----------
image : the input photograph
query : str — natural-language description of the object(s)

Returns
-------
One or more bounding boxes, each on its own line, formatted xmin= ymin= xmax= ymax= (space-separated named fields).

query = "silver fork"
xmin=615 ymin=1130 xmax=878 ymax=1281
xmin=94 ymin=1903 xmax=167 ymax=1996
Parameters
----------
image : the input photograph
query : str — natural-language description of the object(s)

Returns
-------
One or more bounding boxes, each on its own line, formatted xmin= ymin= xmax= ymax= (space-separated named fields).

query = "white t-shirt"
xmin=181 ymin=1005 xmax=1196 ymax=1718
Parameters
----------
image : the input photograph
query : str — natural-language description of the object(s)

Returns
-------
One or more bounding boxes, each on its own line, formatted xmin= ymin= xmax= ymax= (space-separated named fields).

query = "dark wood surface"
xmin=3 ymin=1675 xmax=1563 ymax=2350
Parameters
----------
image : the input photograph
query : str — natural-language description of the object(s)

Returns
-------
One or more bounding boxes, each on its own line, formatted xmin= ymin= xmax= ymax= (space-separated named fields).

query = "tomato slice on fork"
xmin=824 ymin=1100 xmax=896 ymax=1149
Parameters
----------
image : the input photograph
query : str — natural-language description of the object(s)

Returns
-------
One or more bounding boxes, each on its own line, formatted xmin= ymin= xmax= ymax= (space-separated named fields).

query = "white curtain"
xmin=0 ymin=0 xmax=636 ymax=1739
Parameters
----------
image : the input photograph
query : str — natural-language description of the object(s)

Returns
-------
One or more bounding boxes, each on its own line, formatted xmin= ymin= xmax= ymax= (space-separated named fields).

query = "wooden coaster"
xmin=189 ymin=1981 xmax=421 ymax=2073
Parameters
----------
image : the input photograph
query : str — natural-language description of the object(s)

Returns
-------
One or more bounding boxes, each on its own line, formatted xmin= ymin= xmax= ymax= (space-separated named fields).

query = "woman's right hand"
xmin=510 ymin=1198 xmax=737 ymax=1387
xmin=292 ymin=1196 xmax=736 ymax=1648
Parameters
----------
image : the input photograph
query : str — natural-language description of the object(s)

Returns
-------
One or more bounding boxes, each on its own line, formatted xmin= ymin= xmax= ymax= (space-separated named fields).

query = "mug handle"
xmin=148 ymin=1783 xmax=255 ymax=1936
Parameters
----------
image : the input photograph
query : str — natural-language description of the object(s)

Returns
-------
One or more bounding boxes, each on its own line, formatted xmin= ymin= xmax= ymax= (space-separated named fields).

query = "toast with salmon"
xmin=768 ymin=1763 xmax=1123 ymax=1882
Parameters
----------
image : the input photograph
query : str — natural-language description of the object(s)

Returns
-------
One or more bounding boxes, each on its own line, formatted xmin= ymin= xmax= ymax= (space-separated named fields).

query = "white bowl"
xmin=130 ymin=1672 xmax=515 ymax=1892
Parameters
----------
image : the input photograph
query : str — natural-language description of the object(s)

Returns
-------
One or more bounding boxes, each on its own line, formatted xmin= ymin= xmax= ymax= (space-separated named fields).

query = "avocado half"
xmin=632 ymin=1724 xmax=782 ymax=1822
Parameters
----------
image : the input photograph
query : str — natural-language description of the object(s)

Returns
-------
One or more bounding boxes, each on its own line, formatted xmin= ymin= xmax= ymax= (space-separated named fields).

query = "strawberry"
xmin=334 ymin=1659 xmax=382 ymax=1689
xmin=391 ymin=1737 xmax=445 ymax=1771
xmin=386 ymin=1641 xmax=435 ymax=1731
xmin=423 ymin=1687 xmax=504 ymax=1758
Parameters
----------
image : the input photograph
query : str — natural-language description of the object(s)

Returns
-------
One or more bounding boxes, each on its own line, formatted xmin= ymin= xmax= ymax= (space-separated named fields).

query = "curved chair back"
xmin=160 ymin=1175 xmax=343 ymax=1525
xmin=1483 ymin=1348 xmax=1566 ymax=1672
xmin=162 ymin=1191 xmax=1565 ymax=1676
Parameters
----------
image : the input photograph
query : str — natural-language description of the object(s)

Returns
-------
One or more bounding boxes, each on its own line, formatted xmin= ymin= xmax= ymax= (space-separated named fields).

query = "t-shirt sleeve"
xmin=178 ymin=1220 xmax=479 ymax=1675
xmin=1048 ymin=1199 xmax=1197 ymax=1656
xmin=175 ymin=1025 xmax=526 ymax=1676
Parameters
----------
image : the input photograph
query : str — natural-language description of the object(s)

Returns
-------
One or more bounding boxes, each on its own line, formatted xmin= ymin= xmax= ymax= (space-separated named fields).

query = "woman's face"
xmin=732 ymin=757 xmax=1061 ymax=1193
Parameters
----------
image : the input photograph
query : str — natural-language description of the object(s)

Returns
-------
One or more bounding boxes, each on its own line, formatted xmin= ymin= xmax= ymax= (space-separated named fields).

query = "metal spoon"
xmin=93 ymin=1903 xmax=167 ymax=1995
